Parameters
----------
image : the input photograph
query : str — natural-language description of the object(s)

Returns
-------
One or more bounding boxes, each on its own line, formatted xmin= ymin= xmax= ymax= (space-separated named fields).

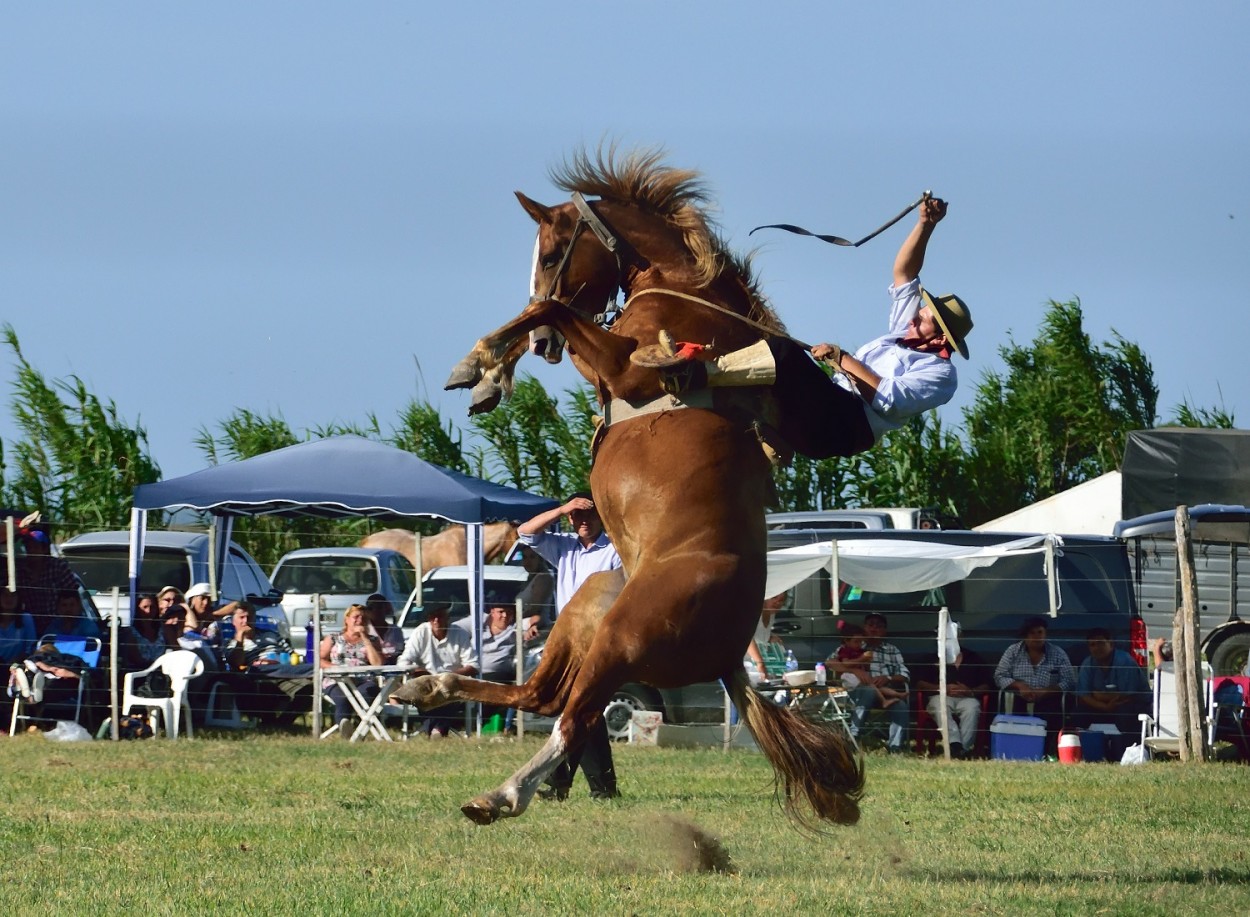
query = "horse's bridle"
xmin=538 ymin=192 xmax=805 ymax=348
xmin=535 ymin=192 xmax=626 ymax=327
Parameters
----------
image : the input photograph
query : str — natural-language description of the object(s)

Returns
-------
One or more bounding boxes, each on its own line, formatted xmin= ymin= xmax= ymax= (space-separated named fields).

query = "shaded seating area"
xmin=126 ymin=436 xmax=555 ymax=740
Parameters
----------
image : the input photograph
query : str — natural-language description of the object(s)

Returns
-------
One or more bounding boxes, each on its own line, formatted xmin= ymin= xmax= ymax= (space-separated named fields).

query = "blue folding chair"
xmin=9 ymin=634 xmax=102 ymax=734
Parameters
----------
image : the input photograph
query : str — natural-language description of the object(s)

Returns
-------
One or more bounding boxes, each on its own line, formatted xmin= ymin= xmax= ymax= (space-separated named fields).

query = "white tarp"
xmin=764 ymin=534 xmax=1060 ymax=597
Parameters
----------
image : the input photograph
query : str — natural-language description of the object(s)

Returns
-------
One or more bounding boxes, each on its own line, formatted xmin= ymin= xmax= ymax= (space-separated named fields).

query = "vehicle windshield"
xmin=272 ymin=558 xmax=381 ymax=595
xmin=409 ymin=578 xmax=527 ymax=625
xmin=61 ymin=547 xmax=190 ymax=594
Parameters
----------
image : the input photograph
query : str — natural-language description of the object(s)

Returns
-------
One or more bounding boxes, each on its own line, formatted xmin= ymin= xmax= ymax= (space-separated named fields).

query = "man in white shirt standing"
xmin=398 ymin=600 xmax=476 ymax=738
xmin=518 ymin=491 xmax=622 ymax=800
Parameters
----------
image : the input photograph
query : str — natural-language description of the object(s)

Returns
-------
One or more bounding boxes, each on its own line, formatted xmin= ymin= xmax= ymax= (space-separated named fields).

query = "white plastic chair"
xmin=122 ymin=650 xmax=204 ymax=739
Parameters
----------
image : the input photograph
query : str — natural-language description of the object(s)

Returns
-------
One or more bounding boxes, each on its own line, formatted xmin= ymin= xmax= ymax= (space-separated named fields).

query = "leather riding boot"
xmin=586 ymin=771 xmax=619 ymax=800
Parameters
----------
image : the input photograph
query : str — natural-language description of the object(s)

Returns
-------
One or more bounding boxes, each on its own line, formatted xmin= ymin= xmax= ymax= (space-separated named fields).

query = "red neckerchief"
xmin=898 ymin=332 xmax=952 ymax=360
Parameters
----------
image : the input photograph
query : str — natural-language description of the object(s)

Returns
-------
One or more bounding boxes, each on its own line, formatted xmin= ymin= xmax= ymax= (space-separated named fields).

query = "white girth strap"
xmin=602 ymin=389 xmax=715 ymax=427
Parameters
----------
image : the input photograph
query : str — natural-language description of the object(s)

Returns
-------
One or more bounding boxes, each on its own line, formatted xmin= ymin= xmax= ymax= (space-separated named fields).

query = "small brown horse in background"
xmin=359 ymin=522 xmax=518 ymax=571
xmin=398 ymin=148 xmax=862 ymax=829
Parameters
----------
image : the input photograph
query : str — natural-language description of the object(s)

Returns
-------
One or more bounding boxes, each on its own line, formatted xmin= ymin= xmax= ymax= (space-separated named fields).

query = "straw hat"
xmin=920 ymin=290 xmax=973 ymax=359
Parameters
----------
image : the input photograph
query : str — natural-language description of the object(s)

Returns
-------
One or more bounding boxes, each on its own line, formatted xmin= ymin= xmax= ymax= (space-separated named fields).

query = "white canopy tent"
xmin=762 ymin=534 xmax=1065 ymax=759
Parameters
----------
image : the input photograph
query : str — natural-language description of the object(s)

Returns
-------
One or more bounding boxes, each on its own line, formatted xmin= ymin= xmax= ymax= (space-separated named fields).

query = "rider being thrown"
xmin=631 ymin=195 xmax=972 ymax=461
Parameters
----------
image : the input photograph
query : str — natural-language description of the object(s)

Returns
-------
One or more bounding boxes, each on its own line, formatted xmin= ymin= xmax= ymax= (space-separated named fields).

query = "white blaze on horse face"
xmin=528 ymin=229 xmax=565 ymax=363
xmin=528 ymin=231 xmax=540 ymax=299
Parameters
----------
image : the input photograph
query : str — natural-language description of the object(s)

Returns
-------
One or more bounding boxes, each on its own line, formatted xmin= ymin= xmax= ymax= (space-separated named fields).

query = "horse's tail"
xmin=725 ymin=670 xmax=864 ymax=828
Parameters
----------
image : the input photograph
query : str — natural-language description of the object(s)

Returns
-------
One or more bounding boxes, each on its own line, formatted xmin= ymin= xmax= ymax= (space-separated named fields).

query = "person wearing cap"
xmin=397 ymin=600 xmax=476 ymax=737
xmin=632 ymin=195 xmax=971 ymax=460
xmin=183 ymin=582 xmax=241 ymax=629
xmin=518 ymin=492 xmax=622 ymax=800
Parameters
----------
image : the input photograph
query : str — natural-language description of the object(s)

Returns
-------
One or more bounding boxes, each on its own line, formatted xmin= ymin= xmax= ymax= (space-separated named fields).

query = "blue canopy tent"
xmin=126 ymin=435 xmax=557 ymax=735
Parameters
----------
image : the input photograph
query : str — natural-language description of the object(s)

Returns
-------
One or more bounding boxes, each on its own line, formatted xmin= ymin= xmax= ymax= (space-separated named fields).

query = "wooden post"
xmin=1173 ymin=506 xmax=1209 ymax=762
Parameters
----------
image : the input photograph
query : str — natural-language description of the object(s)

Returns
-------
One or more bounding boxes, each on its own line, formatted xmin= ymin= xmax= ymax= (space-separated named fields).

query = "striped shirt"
xmin=994 ymin=641 xmax=1076 ymax=692
xmin=867 ymin=641 xmax=910 ymax=684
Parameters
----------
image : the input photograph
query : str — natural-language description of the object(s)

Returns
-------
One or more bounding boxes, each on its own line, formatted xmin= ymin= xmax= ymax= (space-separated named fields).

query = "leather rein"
xmin=544 ymin=193 xmax=807 ymax=348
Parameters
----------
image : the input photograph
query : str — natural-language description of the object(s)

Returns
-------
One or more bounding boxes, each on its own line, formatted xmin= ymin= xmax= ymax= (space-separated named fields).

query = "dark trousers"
xmin=549 ymin=717 xmax=617 ymax=794
xmin=767 ymin=339 xmax=875 ymax=459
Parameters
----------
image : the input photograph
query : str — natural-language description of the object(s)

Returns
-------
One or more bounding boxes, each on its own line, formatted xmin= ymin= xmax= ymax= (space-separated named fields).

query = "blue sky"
xmin=2 ymin=3 xmax=1247 ymax=482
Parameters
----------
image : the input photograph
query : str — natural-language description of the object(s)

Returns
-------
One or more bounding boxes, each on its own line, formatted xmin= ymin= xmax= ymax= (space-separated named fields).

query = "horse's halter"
xmin=533 ymin=192 xmax=625 ymax=326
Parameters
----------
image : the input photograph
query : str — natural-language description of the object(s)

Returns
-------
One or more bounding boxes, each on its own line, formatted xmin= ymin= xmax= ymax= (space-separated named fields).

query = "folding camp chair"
xmin=9 ymin=634 xmax=102 ymax=735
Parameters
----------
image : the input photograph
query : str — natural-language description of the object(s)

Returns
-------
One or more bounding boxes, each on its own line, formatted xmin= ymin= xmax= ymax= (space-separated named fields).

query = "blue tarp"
xmin=132 ymin=436 xmax=557 ymax=524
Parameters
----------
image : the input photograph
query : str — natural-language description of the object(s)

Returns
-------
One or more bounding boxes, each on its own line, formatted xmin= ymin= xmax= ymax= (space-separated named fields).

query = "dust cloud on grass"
xmin=559 ymin=806 xmax=908 ymax=878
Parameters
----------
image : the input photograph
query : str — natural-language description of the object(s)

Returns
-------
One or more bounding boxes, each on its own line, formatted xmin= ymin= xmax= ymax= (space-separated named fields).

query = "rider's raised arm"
xmin=892 ymin=197 xmax=946 ymax=287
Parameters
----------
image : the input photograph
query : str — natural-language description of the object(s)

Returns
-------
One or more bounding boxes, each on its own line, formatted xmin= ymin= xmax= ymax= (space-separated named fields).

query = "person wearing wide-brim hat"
xmin=631 ymin=195 xmax=972 ymax=461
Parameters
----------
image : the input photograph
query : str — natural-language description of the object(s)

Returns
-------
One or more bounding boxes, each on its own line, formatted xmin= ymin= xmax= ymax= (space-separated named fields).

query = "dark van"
xmin=766 ymin=528 xmax=1148 ymax=673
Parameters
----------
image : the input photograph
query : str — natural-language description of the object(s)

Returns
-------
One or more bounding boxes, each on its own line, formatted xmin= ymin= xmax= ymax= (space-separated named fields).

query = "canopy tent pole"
xmin=121 ymin=508 xmax=148 ymax=742
xmin=208 ymin=518 xmax=219 ymax=601
xmin=1046 ymin=536 xmax=1059 ymax=618
xmin=311 ymin=591 xmax=323 ymax=737
xmin=108 ymin=586 xmax=121 ymax=741
xmin=937 ymin=606 xmax=951 ymax=760
xmin=4 ymin=515 xmax=15 ymax=591
xmin=514 ymin=594 xmax=525 ymax=740
xmin=831 ymin=540 xmax=841 ymax=616
xmin=468 ymin=522 xmax=484 ymax=736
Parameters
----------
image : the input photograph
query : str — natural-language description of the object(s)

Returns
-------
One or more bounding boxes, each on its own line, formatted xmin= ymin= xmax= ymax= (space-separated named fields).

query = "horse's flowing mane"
xmin=550 ymin=146 xmax=785 ymax=333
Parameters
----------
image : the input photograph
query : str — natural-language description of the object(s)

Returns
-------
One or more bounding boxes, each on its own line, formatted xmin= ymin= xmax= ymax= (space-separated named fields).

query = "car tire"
xmin=602 ymin=685 xmax=662 ymax=741
xmin=1209 ymin=631 xmax=1250 ymax=677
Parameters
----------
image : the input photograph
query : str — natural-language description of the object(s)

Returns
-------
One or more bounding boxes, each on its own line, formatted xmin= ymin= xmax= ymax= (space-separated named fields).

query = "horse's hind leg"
xmin=450 ymin=570 xmax=626 ymax=824
xmin=460 ymin=716 xmax=574 ymax=824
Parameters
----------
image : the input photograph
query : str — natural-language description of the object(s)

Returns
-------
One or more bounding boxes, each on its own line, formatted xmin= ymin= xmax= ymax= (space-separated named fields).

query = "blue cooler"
xmin=1079 ymin=728 xmax=1107 ymax=763
xmin=990 ymin=714 xmax=1047 ymax=760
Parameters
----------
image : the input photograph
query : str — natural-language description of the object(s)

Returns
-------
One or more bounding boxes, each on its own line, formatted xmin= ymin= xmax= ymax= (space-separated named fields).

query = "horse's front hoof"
xmin=461 ymin=798 xmax=501 ymax=825
xmin=446 ymin=355 xmax=483 ymax=390
xmin=467 ymin=380 xmax=503 ymax=415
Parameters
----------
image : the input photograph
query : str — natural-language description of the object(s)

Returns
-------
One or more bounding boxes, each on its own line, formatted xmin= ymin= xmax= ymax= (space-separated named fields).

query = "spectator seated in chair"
xmin=994 ymin=616 xmax=1076 ymax=753
xmin=913 ymin=648 xmax=993 ymax=759
xmin=1075 ymin=626 xmax=1150 ymax=759
xmin=826 ymin=612 xmax=911 ymax=753
xmin=320 ymin=603 xmax=384 ymax=732
xmin=8 ymin=638 xmax=95 ymax=729
xmin=397 ymin=600 xmax=476 ymax=738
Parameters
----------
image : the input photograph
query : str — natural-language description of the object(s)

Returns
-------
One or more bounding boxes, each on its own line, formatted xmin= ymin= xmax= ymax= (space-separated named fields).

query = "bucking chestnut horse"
xmin=397 ymin=147 xmax=863 ymax=828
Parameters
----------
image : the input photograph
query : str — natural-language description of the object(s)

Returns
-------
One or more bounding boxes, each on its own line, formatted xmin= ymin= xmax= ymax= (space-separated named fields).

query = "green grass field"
xmin=2 ymin=731 xmax=1248 ymax=916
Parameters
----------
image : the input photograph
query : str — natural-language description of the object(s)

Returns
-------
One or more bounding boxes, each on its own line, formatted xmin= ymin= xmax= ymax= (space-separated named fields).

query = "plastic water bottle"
xmin=785 ymin=649 xmax=799 ymax=673
xmin=814 ymin=662 xmax=827 ymax=686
